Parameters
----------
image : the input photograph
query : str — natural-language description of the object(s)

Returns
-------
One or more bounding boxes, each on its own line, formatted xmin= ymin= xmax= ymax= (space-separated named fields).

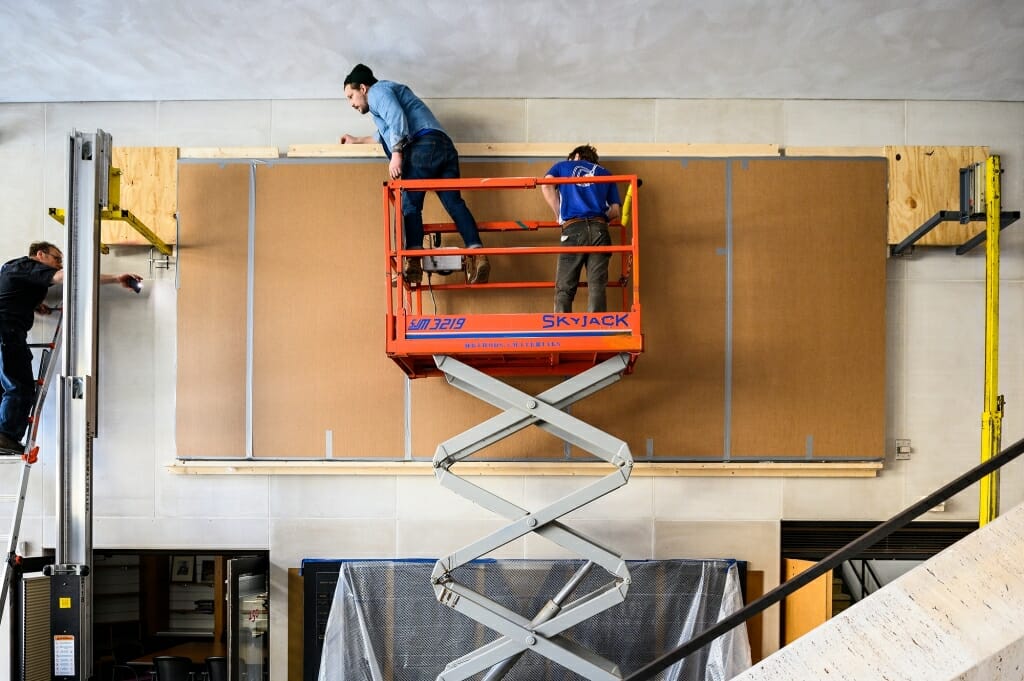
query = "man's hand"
xmin=34 ymin=303 xmax=52 ymax=316
xmin=340 ymin=134 xmax=374 ymax=144
xmin=116 ymin=273 xmax=143 ymax=291
xmin=389 ymin=152 xmax=403 ymax=179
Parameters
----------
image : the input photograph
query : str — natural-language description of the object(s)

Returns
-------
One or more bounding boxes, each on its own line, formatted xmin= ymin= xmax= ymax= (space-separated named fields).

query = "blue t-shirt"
xmin=546 ymin=160 xmax=621 ymax=223
xmin=367 ymin=80 xmax=446 ymax=158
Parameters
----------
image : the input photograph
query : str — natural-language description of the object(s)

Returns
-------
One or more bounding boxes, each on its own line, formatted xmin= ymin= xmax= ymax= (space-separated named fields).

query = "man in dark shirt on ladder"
xmin=0 ymin=241 xmax=141 ymax=454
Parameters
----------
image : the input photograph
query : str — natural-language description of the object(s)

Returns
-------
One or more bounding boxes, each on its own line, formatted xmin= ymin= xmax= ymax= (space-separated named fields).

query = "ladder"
xmin=0 ymin=311 xmax=63 ymax=623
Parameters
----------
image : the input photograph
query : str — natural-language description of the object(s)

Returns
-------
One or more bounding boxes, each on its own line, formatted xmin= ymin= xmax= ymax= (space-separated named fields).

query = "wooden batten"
xmin=179 ymin=146 xmax=280 ymax=158
xmin=288 ymin=142 xmax=781 ymax=158
xmin=783 ymin=146 xmax=885 ymax=157
xmin=168 ymin=459 xmax=882 ymax=477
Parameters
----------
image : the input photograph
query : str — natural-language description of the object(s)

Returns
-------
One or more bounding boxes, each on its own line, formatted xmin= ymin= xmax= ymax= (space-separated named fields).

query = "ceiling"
xmin=1 ymin=0 xmax=1022 ymax=103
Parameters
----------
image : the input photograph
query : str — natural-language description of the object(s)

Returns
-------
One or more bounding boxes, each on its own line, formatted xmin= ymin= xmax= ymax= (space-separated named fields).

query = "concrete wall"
xmin=0 ymin=98 xmax=1022 ymax=680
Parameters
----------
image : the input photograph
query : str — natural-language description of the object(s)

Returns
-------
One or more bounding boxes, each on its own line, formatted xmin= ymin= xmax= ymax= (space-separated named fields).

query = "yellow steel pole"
xmin=979 ymin=155 xmax=1002 ymax=526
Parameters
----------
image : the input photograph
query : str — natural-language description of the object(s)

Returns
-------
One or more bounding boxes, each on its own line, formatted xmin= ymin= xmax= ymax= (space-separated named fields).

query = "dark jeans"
xmin=400 ymin=133 xmax=482 ymax=250
xmin=0 ymin=328 xmax=34 ymax=442
xmin=554 ymin=218 xmax=611 ymax=313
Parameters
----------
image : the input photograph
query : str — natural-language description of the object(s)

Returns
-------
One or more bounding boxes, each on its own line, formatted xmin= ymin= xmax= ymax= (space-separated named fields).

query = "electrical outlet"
xmin=895 ymin=438 xmax=912 ymax=460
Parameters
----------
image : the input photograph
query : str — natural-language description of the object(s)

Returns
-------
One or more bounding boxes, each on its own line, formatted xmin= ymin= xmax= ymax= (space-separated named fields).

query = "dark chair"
xmin=205 ymin=656 xmax=227 ymax=681
xmin=153 ymin=656 xmax=195 ymax=681
xmin=111 ymin=640 xmax=151 ymax=681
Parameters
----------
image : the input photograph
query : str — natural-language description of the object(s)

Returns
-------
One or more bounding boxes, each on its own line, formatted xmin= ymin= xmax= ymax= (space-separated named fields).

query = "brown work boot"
xmin=467 ymin=254 xmax=490 ymax=284
xmin=403 ymin=256 xmax=423 ymax=286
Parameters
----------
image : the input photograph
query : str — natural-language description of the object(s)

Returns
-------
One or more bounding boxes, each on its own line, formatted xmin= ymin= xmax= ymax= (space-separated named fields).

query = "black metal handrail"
xmin=849 ymin=558 xmax=884 ymax=600
xmin=626 ymin=435 xmax=1024 ymax=680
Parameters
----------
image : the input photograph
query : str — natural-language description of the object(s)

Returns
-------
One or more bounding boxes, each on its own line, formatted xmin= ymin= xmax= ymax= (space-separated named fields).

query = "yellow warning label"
xmin=59 ymin=597 xmax=72 ymax=609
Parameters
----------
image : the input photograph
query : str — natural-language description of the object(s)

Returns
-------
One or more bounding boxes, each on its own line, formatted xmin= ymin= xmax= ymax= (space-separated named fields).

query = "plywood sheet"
xmin=731 ymin=159 xmax=887 ymax=459
xmin=104 ymin=146 xmax=178 ymax=245
xmin=176 ymin=162 xmax=250 ymax=456
xmin=886 ymin=145 xmax=988 ymax=245
xmin=251 ymin=163 xmax=404 ymax=458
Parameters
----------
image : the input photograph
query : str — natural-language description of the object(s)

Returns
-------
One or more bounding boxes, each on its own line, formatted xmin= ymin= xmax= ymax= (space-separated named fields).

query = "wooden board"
xmin=288 ymin=568 xmax=303 ymax=681
xmin=886 ymin=145 xmax=989 ymax=245
xmin=176 ymin=163 xmax=250 ymax=456
xmin=731 ymin=159 xmax=887 ymax=459
xmin=103 ymin=146 xmax=178 ymax=245
xmin=783 ymin=558 xmax=832 ymax=644
xmin=746 ymin=569 xmax=765 ymax=663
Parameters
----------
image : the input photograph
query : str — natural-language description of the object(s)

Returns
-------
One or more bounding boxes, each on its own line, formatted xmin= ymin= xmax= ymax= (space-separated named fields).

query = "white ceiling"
xmin=1 ymin=0 xmax=1022 ymax=103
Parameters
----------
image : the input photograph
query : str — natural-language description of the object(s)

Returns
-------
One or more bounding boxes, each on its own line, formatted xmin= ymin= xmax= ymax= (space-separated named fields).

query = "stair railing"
xmin=625 ymin=435 xmax=1024 ymax=680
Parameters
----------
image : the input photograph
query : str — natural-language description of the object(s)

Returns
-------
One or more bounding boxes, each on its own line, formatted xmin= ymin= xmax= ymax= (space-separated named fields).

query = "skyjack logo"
xmin=541 ymin=313 xmax=629 ymax=329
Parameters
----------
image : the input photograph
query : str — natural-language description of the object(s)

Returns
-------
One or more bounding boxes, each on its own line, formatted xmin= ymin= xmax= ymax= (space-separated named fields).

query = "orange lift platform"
xmin=384 ymin=174 xmax=647 ymax=681
xmin=384 ymin=174 xmax=644 ymax=379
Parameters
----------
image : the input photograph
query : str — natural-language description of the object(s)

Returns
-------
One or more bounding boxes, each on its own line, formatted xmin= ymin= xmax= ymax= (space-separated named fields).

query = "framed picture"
xmin=196 ymin=555 xmax=216 ymax=584
xmin=171 ymin=555 xmax=195 ymax=582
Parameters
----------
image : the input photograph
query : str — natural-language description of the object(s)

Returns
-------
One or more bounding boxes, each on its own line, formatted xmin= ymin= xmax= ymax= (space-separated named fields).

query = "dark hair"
xmin=29 ymin=241 xmax=59 ymax=258
xmin=569 ymin=144 xmax=599 ymax=163
xmin=344 ymin=64 xmax=378 ymax=88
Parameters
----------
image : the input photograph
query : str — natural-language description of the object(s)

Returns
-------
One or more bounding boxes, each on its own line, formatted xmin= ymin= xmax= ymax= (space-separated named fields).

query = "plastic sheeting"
xmin=318 ymin=559 xmax=751 ymax=681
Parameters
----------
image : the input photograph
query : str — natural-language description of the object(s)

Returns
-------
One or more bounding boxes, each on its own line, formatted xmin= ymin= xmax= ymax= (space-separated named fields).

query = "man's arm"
xmin=100 ymin=273 xmax=142 ymax=289
xmin=541 ymin=177 xmax=561 ymax=219
xmin=50 ymin=270 xmax=141 ymax=289
xmin=606 ymin=203 xmax=621 ymax=222
xmin=340 ymin=134 xmax=376 ymax=144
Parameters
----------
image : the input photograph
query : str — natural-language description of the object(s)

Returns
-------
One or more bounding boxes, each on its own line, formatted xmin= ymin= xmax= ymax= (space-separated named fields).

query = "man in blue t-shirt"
xmin=541 ymin=145 xmax=622 ymax=313
xmin=340 ymin=64 xmax=490 ymax=287
xmin=0 ymin=241 xmax=140 ymax=454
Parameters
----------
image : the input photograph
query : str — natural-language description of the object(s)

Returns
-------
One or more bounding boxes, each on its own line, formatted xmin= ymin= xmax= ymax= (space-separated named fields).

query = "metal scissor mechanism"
xmin=430 ymin=353 xmax=635 ymax=681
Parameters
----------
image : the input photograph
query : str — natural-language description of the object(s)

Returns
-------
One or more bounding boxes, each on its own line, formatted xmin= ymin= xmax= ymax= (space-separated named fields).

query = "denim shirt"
xmin=368 ymin=81 xmax=445 ymax=158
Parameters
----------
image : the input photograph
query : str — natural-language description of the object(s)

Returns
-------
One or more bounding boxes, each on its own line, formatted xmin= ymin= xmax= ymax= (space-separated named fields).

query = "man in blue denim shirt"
xmin=341 ymin=64 xmax=490 ymax=286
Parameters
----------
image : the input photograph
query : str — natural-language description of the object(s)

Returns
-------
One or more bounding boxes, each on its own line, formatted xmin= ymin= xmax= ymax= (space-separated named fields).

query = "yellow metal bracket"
xmin=47 ymin=208 xmax=109 ymax=254
xmin=47 ymin=166 xmax=173 ymax=256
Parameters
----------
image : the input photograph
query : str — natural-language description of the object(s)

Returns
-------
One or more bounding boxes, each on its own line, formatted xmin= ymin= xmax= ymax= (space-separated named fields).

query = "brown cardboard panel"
xmin=252 ymin=163 xmax=405 ymax=458
xmin=572 ymin=159 xmax=729 ymax=459
xmin=886 ymin=145 xmax=988 ymax=246
xmin=731 ymin=159 xmax=887 ymax=459
xmin=176 ymin=163 xmax=250 ymax=457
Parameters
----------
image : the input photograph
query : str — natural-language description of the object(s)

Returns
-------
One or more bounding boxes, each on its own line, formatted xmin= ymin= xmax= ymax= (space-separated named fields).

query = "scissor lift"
xmin=384 ymin=175 xmax=643 ymax=680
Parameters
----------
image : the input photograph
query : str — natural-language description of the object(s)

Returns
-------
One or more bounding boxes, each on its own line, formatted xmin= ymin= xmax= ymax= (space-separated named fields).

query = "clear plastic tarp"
xmin=318 ymin=558 xmax=751 ymax=681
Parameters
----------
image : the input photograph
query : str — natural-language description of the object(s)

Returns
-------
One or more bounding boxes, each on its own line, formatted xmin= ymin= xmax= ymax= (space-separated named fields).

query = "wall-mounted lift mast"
xmin=43 ymin=129 xmax=106 ymax=681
